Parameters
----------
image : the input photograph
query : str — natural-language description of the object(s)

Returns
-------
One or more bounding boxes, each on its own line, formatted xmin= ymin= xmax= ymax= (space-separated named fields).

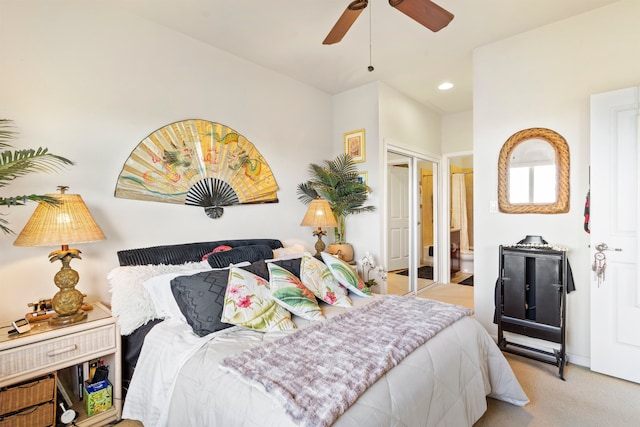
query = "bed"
xmin=108 ymin=239 xmax=528 ymax=427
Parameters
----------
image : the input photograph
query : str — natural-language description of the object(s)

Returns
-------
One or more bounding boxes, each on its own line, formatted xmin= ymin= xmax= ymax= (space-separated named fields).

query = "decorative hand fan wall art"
xmin=115 ymin=119 xmax=279 ymax=219
xmin=323 ymin=0 xmax=454 ymax=45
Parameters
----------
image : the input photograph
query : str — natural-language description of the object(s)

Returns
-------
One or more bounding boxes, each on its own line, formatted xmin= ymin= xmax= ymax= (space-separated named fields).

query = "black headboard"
xmin=117 ymin=238 xmax=283 ymax=266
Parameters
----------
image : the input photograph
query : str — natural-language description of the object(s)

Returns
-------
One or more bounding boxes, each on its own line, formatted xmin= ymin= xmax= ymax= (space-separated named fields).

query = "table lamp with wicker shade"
xmin=14 ymin=186 xmax=105 ymax=325
xmin=300 ymin=198 xmax=338 ymax=257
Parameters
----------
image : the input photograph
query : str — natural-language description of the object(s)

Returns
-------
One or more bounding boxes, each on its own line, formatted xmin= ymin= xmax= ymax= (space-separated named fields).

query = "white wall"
xmin=379 ymin=83 xmax=442 ymax=156
xmin=0 ymin=1 xmax=333 ymax=319
xmin=442 ymin=110 xmax=473 ymax=153
xmin=473 ymin=0 xmax=640 ymax=365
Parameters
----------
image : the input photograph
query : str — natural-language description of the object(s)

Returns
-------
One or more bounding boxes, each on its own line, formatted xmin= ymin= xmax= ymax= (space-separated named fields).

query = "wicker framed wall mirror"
xmin=498 ymin=127 xmax=570 ymax=214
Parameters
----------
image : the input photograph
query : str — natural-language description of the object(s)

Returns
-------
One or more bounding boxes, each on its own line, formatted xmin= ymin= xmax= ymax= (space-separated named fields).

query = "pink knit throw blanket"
xmin=219 ymin=295 xmax=473 ymax=427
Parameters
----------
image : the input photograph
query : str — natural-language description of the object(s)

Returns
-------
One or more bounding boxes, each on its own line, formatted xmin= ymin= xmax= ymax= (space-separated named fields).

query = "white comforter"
xmin=123 ymin=297 xmax=528 ymax=426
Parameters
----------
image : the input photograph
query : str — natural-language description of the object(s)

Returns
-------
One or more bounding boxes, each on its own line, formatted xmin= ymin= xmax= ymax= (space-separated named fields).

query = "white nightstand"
xmin=0 ymin=302 xmax=121 ymax=426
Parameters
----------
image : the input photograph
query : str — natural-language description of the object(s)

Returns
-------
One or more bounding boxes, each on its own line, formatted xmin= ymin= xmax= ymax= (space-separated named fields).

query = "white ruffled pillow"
xmin=108 ymin=261 xmax=211 ymax=335
xmin=272 ymin=244 xmax=306 ymax=260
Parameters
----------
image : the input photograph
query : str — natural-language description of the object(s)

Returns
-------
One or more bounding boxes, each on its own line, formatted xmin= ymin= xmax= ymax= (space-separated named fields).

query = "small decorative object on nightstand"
xmin=300 ymin=197 xmax=338 ymax=257
xmin=13 ymin=186 xmax=105 ymax=326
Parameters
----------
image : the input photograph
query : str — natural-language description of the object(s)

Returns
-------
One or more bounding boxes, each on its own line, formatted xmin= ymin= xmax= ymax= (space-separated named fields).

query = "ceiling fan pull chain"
xmin=368 ymin=0 xmax=374 ymax=72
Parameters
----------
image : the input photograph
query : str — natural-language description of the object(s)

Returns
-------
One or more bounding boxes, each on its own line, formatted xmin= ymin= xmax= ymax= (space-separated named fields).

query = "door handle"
xmin=595 ymin=243 xmax=622 ymax=252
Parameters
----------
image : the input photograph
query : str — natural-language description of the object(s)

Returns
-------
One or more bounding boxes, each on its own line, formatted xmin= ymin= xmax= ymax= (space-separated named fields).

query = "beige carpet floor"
xmin=111 ymin=283 xmax=640 ymax=426
xmin=475 ymin=351 xmax=640 ymax=426
xmin=421 ymin=283 xmax=640 ymax=427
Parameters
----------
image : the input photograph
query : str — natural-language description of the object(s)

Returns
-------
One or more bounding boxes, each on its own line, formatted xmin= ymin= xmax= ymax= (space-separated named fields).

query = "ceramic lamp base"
xmin=312 ymin=227 xmax=327 ymax=257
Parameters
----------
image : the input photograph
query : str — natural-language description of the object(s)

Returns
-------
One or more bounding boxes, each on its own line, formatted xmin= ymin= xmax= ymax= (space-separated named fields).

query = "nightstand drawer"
xmin=0 ymin=325 xmax=116 ymax=380
xmin=0 ymin=401 xmax=55 ymax=427
xmin=0 ymin=374 xmax=55 ymax=416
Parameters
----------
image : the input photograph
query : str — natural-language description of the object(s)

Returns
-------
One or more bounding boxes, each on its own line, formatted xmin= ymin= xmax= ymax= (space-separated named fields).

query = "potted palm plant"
xmin=0 ymin=119 xmax=74 ymax=235
xmin=297 ymin=153 xmax=375 ymax=261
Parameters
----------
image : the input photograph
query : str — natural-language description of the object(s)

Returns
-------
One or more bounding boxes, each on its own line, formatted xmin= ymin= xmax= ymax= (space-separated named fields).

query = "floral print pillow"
xmin=267 ymin=263 xmax=325 ymax=321
xmin=300 ymin=253 xmax=352 ymax=307
xmin=221 ymin=266 xmax=296 ymax=332
xmin=321 ymin=252 xmax=372 ymax=297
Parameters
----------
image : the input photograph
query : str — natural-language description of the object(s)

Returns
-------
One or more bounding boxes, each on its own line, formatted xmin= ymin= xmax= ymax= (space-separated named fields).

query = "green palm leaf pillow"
xmin=321 ymin=252 xmax=372 ymax=297
xmin=221 ymin=266 xmax=296 ymax=331
xmin=300 ymin=253 xmax=352 ymax=307
xmin=267 ymin=263 xmax=325 ymax=321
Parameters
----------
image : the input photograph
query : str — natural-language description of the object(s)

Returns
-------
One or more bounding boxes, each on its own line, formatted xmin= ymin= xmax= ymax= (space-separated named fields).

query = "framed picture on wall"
xmin=356 ymin=171 xmax=368 ymax=186
xmin=344 ymin=129 xmax=365 ymax=163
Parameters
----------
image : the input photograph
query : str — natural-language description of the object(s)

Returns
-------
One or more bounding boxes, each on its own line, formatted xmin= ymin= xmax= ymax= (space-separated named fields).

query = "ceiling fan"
xmin=323 ymin=0 xmax=454 ymax=45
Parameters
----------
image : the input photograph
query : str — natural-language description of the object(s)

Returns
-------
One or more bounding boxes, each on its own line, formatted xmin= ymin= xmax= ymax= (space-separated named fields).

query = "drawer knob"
xmin=47 ymin=344 xmax=77 ymax=357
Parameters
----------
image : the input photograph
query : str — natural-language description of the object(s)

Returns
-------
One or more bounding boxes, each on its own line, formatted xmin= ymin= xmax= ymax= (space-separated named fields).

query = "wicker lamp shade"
xmin=300 ymin=198 xmax=338 ymax=228
xmin=14 ymin=193 xmax=105 ymax=247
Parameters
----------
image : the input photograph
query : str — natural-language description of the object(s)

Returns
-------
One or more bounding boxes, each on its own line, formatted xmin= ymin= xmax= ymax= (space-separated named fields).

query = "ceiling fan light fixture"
xmin=438 ymin=82 xmax=454 ymax=91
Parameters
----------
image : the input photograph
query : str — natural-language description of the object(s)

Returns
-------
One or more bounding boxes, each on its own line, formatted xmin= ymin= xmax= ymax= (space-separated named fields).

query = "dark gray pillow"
xmin=241 ymin=260 xmax=270 ymax=280
xmin=240 ymin=258 xmax=302 ymax=281
xmin=271 ymin=258 xmax=302 ymax=278
xmin=170 ymin=269 xmax=234 ymax=337
xmin=205 ymin=245 xmax=275 ymax=268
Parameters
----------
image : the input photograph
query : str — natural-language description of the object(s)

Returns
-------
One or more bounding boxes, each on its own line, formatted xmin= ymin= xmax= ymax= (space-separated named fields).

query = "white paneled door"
xmin=387 ymin=163 xmax=410 ymax=272
xmin=590 ymin=86 xmax=640 ymax=383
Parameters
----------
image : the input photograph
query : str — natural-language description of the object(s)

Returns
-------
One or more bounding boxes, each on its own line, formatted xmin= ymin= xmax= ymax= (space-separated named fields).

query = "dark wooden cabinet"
xmin=497 ymin=245 xmax=568 ymax=379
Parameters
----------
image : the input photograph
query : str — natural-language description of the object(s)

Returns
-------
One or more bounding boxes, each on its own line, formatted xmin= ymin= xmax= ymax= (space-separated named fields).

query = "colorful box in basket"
xmin=83 ymin=380 xmax=112 ymax=416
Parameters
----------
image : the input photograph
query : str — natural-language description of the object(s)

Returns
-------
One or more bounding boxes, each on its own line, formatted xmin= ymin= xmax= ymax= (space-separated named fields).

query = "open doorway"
xmin=385 ymin=148 xmax=438 ymax=295
xmin=448 ymin=154 xmax=474 ymax=287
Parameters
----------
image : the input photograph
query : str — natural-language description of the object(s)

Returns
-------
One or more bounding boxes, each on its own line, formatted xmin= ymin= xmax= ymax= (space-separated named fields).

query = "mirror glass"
xmin=386 ymin=153 xmax=411 ymax=295
xmin=385 ymin=151 xmax=437 ymax=295
xmin=498 ymin=128 xmax=570 ymax=214
xmin=417 ymin=159 xmax=435 ymax=292
xmin=508 ymin=139 xmax=556 ymax=204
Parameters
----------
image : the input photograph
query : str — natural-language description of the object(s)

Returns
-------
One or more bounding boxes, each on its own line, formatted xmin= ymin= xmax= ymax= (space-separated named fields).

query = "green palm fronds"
xmin=297 ymin=153 xmax=375 ymax=243
xmin=0 ymin=148 xmax=74 ymax=183
xmin=0 ymin=119 xmax=74 ymax=235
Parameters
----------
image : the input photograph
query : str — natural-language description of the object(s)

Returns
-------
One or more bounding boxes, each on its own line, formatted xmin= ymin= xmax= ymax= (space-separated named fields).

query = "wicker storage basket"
xmin=0 ymin=401 xmax=55 ymax=427
xmin=0 ymin=374 xmax=55 ymax=417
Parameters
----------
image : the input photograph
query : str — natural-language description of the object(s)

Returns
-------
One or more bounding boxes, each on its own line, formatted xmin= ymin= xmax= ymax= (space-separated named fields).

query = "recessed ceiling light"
xmin=438 ymin=82 xmax=454 ymax=91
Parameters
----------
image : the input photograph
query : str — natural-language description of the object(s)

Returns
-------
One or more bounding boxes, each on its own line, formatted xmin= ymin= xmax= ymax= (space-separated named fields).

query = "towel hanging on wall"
xmin=584 ymin=190 xmax=590 ymax=234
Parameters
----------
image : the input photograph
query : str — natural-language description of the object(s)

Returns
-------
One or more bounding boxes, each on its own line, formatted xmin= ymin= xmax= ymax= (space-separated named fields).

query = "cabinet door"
xmin=534 ymin=257 xmax=561 ymax=326
xmin=502 ymin=253 xmax=526 ymax=319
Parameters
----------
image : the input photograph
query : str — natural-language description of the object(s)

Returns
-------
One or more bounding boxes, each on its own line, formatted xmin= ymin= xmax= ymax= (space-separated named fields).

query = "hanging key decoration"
xmin=592 ymin=250 xmax=606 ymax=287
xmin=592 ymin=243 xmax=623 ymax=287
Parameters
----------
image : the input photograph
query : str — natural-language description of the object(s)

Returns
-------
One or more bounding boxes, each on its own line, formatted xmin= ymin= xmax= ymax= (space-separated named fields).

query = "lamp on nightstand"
xmin=300 ymin=197 xmax=338 ymax=257
xmin=14 ymin=186 xmax=105 ymax=325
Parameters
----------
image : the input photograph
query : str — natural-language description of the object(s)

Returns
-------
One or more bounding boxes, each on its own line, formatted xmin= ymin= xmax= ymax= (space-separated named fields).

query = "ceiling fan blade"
xmin=323 ymin=0 xmax=368 ymax=45
xmin=389 ymin=0 xmax=454 ymax=32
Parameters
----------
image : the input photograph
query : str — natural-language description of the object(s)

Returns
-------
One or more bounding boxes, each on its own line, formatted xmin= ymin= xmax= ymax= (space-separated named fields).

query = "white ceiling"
xmin=110 ymin=0 xmax=620 ymax=114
